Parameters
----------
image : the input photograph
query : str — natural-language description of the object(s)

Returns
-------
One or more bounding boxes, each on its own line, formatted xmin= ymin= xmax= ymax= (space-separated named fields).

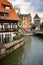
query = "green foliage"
xmin=19 ymin=20 xmax=22 ymax=25
xmin=40 ymin=22 xmax=43 ymax=30
xmin=18 ymin=26 xmax=21 ymax=29
xmin=18 ymin=26 xmax=22 ymax=30
xmin=13 ymin=28 xmax=17 ymax=31
xmin=13 ymin=34 xmax=24 ymax=40
xmin=5 ymin=28 xmax=9 ymax=31
xmin=31 ymin=24 xmax=36 ymax=30
xmin=4 ymin=38 xmax=9 ymax=43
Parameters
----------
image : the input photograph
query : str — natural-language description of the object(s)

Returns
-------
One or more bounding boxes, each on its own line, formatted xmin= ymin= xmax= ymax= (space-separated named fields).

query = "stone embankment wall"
xmin=0 ymin=38 xmax=24 ymax=58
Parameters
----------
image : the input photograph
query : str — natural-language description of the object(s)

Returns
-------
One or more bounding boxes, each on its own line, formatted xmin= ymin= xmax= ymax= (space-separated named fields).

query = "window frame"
xmin=5 ymin=6 xmax=11 ymax=10
xmin=4 ymin=23 xmax=9 ymax=29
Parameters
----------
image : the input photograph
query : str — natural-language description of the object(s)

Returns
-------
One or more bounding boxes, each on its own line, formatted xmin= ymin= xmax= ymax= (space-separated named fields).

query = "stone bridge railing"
xmin=33 ymin=30 xmax=43 ymax=35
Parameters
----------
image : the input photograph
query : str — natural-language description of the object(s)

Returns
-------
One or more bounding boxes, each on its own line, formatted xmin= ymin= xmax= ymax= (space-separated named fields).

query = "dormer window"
xmin=4 ymin=13 xmax=8 ymax=18
xmin=5 ymin=6 xmax=11 ymax=10
xmin=0 ymin=12 xmax=8 ymax=18
xmin=2 ymin=3 xmax=11 ymax=10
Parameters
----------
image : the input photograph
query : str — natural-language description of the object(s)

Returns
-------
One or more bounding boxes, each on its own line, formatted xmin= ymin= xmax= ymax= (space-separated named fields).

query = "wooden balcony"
xmin=0 ymin=28 xmax=18 ymax=33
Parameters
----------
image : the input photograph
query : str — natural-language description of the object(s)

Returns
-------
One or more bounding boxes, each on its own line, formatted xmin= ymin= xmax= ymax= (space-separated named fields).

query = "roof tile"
xmin=0 ymin=0 xmax=19 ymax=20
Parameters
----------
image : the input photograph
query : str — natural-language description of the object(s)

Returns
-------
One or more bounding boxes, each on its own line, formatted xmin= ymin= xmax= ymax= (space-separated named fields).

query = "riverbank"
xmin=0 ymin=36 xmax=43 ymax=65
xmin=23 ymin=32 xmax=33 ymax=36
xmin=0 ymin=38 xmax=24 ymax=60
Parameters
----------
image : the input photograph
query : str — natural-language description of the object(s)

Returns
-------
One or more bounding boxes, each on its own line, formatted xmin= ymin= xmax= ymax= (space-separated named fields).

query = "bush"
xmin=4 ymin=38 xmax=9 ymax=43
xmin=31 ymin=24 xmax=36 ymax=30
xmin=40 ymin=22 xmax=43 ymax=30
xmin=13 ymin=34 xmax=24 ymax=40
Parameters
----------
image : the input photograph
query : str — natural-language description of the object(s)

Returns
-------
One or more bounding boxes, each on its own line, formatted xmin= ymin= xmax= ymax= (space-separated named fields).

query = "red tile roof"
xmin=0 ymin=0 xmax=19 ymax=20
xmin=0 ymin=5 xmax=7 ymax=12
xmin=0 ymin=0 xmax=11 ymax=6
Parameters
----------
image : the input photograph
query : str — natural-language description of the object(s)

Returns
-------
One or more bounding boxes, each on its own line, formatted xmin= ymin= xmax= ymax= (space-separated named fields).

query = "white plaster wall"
xmin=0 ymin=32 xmax=16 ymax=41
xmin=8 ymin=25 xmax=10 ymax=28
xmin=11 ymin=24 xmax=12 ymax=28
xmin=11 ymin=32 xmax=16 ymax=41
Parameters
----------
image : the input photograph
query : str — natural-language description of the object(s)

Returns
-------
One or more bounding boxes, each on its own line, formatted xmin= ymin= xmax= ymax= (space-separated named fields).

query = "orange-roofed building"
xmin=19 ymin=14 xmax=32 ymax=32
xmin=0 ymin=0 xmax=19 ymax=44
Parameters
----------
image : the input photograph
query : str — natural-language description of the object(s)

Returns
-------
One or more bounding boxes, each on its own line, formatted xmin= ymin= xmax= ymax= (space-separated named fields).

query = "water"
xmin=0 ymin=36 xmax=43 ymax=65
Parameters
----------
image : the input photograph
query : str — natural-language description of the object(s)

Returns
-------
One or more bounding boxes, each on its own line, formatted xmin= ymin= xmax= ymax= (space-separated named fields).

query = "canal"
xmin=0 ymin=36 xmax=43 ymax=65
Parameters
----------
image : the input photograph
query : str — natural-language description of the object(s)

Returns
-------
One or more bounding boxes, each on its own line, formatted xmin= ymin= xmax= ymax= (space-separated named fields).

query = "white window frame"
xmin=4 ymin=23 xmax=9 ymax=28
xmin=5 ymin=6 xmax=10 ymax=10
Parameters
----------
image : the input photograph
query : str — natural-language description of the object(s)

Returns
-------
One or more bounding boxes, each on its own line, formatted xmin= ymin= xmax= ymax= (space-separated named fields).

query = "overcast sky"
xmin=8 ymin=0 xmax=43 ymax=22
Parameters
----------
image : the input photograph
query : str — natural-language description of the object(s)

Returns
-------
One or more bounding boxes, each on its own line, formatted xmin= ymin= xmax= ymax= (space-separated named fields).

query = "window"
xmin=0 ymin=12 xmax=8 ymax=18
xmin=4 ymin=14 xmax=8 ymax=18
xmin=4 ymin=23 xmax=8 ymax=28
xmin=12 ymin=23 xmax=17 ymax=28
xmin=12 ymin=25 xmax=15 ymax=28
xmin=5 ymin=6 xmax=11 ymax=10
xmin=5 ymin=34 xmax=9 ymax=43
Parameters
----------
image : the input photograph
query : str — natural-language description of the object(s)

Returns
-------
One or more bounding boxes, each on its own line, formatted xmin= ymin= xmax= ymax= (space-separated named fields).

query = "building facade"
xmin=34 ymin=14 xmax=40 ymax=30
xmin=0 ymin=0 xmax=19 ymax=44
xmin=19 ymin=13 xmax=32 ymax=32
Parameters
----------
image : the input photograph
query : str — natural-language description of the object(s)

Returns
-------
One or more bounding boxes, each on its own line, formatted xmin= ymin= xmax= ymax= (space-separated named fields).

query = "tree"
xmin=40 ymin=22 xmax=43 ymax=30
xmin=14 ymin=6 xmax=21 ymax=15
xmin=31 ymin=24 xmax=36 ymax=30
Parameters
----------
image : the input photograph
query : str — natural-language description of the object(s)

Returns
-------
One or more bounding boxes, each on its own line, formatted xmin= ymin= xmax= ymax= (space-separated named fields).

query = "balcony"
xmin=0 ymin=28 xmax=18 ymax=32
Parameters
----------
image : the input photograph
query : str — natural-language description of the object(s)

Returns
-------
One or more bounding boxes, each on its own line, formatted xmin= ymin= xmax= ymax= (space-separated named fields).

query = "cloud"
xmin=8 ymin=0 xmax=43 ymax=12
xmin=8 ymin=0 xmax=43 ymax=22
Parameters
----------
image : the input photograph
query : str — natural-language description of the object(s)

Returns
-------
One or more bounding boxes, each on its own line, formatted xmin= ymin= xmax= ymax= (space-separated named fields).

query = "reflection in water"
xmin=0 ymin=36 xmax=43 ymax=65
xmin=0 ymin=46 xmax=24 ymax=65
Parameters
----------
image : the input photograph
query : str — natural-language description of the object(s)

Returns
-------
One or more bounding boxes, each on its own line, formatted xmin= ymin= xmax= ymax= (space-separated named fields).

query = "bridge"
xmin=33 ymin=30 xmax=43 ymax=35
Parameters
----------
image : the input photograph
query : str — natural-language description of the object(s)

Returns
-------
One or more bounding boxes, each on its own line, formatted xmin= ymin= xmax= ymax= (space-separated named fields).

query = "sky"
xmin=8 ymin=0 xmax=43 ymax=22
